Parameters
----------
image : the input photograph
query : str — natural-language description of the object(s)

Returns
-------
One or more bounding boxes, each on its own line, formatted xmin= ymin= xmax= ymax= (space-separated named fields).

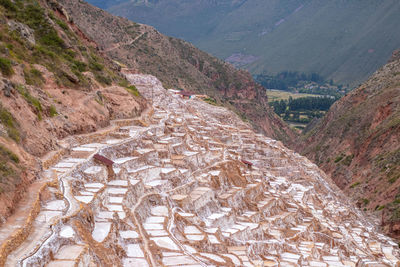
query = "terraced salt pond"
xmin=1 ymin=74 xmax=399 ymax=266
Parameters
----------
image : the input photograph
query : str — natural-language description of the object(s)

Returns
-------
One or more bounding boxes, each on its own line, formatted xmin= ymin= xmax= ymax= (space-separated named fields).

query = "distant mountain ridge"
xmin=89 ymin=0 xmax=400 ymax=86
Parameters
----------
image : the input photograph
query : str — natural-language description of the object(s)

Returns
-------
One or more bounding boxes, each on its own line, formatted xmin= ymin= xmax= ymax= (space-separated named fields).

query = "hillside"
xmin=0 ymin=0 xmax=146 ymax=224
xmin=298 ymin=50 xmax=400 ymax=238
xmin=57 ymin=0 xmax=295 ymax=143
xmin=97 ymin=0 xmax=400 ymax=86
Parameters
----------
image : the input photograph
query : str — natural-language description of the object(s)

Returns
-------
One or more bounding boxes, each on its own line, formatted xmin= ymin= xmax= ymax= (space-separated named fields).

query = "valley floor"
xmin=0 ymin=74 xmax=399 ymax=266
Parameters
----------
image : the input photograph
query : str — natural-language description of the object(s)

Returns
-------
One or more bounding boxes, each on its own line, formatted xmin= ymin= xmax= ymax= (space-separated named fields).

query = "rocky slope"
xmin=0 ymin=0 xmax=146 ymax=224
xmin=298 ymin=50 xmax=400 ymax=239
xmin=56 ymin=0 xmax=295 ymax=144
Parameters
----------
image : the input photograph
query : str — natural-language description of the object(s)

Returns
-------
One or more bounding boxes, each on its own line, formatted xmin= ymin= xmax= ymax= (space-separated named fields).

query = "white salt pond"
xmin=143 ymin=223 xmax=164 ymax=230
xmin=146 ymin=230 xmax=169 ymax=237
xmin=120 ymin=231 xmax=139 ymax=239
xmin=109 ymin=196 xmax=123 ymax=204
xmin=200 ymin=253 xmax=225 ymax=263
xmin=123 ymin=258 xmax=149 ymax=267
xmin=145 ymin=216 xmax=165 ymax=224
xmin=60 ymin=226 xmax=75 ymax=238
xmin=92 ymin=222 xmax=111 ymax=242
xmin=84 ymin=183 xmax=104 ymax=188
xmin=184 ymin=226 xmax=202 ymax=235
xmin=106 ymin=205 xmax=123 ymax=212
xmin=162 ymin=255 xmax=198 ymax=266
xmin=74 ymin=196 xmax=93 ymax=204
xmin=150 ymin=236 xmax=179 ymax=250
xmin=44 ymin=200 xmax=66 ymax=211
xmin=126 ymin=244 xmax=144 ymax=257
xmin=151 ymin=206 xmax=168 ymax=217
xmin=107 ymin=188 xmax=128 ymax=195
xmin=108 ymin=180 xmax=128 ymax=187
xmin=83 ymin=166 xmax=103 ymax=175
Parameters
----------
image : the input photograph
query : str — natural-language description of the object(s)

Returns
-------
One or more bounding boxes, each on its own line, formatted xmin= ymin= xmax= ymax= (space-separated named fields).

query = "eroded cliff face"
xmin=56 ymin=0 xmax=296 ymax=144
xmin=298 ymin=50 xmax=400 ymax=239
xmin=0 ymin=0 xmax=146 ymax=224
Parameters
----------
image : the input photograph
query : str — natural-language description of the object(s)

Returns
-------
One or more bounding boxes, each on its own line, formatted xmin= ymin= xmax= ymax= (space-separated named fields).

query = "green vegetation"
xmin=334 ymin=155 xmax=344 ymax=163
xmin=350 ymin=182 xmax=360 ymax=189
xmin=0 ymin=0 xmax=117 ymax=88
xmin=0 ymin=144 xmax=21 ymax=194
xmin=0 ymin=144 xmax=19 ymax=163
xmin=124 ymin=85 xmax=140 ymax=97
xmin=16 ymin=85 xmax=42 ymax=120
xmin=0 ymin=105 xmax=20 ymax=142
xmin=256 ymin=71 xmax=348 ymax=97
xmin=269 ymin=95 xmax=336 ymax=128
xmin=0 ymin=57 xmax=13 ymax=76
xmin=376 ymin=149 xmax=400 ymax=184
xmin=203 ymin=97 xmax=218 ymax=106
xmin=362 ymin=198 xmax=370 ymax=206
xmin=342 ymin=155 xmax=354 ymax=166
xmin=49 ymin=105 xmax=58 ymax=117
xmin=24 ymin=67 xmax=44 ymax=86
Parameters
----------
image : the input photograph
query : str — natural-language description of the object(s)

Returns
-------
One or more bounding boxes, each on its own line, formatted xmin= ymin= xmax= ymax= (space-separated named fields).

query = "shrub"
xmin=0 ymin=145 xmax=19 ymax=163
xmin=0 ymin=57 xmax=14 ymax=76
xmin=16 ymin=85 xmax=43 ymax=120
xmin=125 ymin=85 xmax=140 ymax=97
xmin=334 ymin=155 xmax=344 ymax=163
xmin=342 ymin=154 xmax=354 ymax=166
xmin=0 ymin=105 xmax=20 ymax=142
xmin=0 ymin=0 xmax=16 ymax=11
xmin=49 ymin=105 xmax=57 ymax=117
xmin=350 ymin=182 xmax=360 ymax=189
xmin=24 ymin=67 xmax=44 ymax=86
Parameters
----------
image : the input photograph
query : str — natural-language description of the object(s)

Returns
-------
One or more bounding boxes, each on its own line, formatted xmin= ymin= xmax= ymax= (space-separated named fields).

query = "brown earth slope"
xmin=56 ymin=0 xmax=295 ymax=144
xmin=298 ymin=50 xmax=400 ymax=239
xmin=0 ymin=0 xmax=146 ymax=223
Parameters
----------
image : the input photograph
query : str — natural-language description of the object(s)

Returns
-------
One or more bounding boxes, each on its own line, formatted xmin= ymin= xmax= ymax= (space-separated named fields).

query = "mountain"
xmin=56 ymin=0 xmax=295 ymax=143
xmin=0 ymin=0 xmax=146 ymax=224
xmin=94 ymin=0 xmax=400 ymax=86
xmin=297 ymin=49 xmax=400 ymax=238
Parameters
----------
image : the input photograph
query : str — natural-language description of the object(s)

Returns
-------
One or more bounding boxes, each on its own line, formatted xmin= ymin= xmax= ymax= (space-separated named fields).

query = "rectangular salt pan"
xmin=108 ymin=180 xmax=128 ymax=187
xmin=75 ymin=196 xmax=94 ymax=204
xmin=107 ymin=188 xmax=128 ymax=195
xmin=126 ymin=244 xmax=144 ymax=257
xmin=120 ymin=231 xmax=139 ymax=239
xmin=92 ymin=222 xmax=111 ymax=242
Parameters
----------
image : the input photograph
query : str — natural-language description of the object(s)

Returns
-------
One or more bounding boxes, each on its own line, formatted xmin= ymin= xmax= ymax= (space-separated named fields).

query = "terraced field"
xmin=0 ymin=74 xmax=399 ymax=266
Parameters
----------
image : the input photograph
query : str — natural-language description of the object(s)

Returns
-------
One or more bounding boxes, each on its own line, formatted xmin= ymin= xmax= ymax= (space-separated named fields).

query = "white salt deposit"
xmin=184 ymin=226 xmax=202 ymax=235
xmin=143 ymin=223 xmax=164 ymax=230
xmin=92 ymin=222 xmax=111 ymax=242
xmin=106 ymin=205 xmax=123 ymax=212
xmin=151 ymin=206 xmax=169 ymax=217
xmin=74 ymin=195 xmax=93 ymax=204
xmin=120 ymin=231 xmax=139 ymax=239
xmin=146 ymin=230 xmax=169 ymax=237
xmin=123 ymin=258 xmax=149 ymax=267
xmin=200 ymin=253 xmax=225 ymax=263
xmin=60 ymin=226 xmax=74 ymax=238
xmin=84 ymin=183 xmax=104 ymax=188
xmin=150 ymin=237 xmax=179 ymax=250
xmin=44 ymin=200 xmax=66 ymax=211
xmin=145 ymin=216 xmax=165 ymax=224
xmin=109 ymin=196 xmax=123 ymax=204
xmin=108 ymin=180 xmax=128 ymax=187
xmin=126 ymin=244 xmax=144 ymax=257
xmin=107 ymin=188 xmax=128 ymax=195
